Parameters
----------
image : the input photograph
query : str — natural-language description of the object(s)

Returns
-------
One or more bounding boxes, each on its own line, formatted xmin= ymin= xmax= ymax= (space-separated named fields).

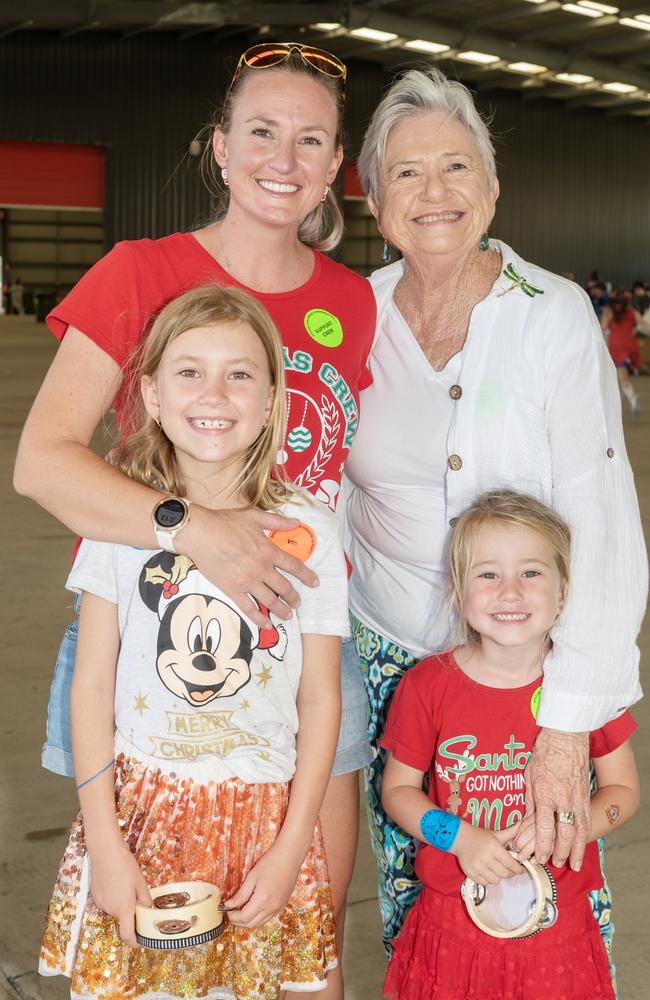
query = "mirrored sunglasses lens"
xmin=302 ymin=49 xmax=346 ymax=78
xmin=244 ymin=45 xmax=291 ymax=68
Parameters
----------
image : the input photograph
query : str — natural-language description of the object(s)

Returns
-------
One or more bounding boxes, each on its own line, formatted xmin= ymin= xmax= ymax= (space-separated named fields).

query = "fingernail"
xmin=310 ymin=577 xmax=320 ymax=587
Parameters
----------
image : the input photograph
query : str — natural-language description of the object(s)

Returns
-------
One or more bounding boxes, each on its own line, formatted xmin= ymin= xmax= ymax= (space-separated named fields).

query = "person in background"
xmin=588 ymin=280 xmax=610 ymax=319
xmin=631 ymin=279 xmax=650 ymax=323
xmin=10 ymin=277 xmax=25 ymax=314
xmin=600 ymin=291 xmax=650 ymax=416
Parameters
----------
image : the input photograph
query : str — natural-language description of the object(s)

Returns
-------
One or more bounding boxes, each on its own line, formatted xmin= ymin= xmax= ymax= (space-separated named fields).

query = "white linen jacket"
xmin=367 ymin=240 xmax=645 ymax=731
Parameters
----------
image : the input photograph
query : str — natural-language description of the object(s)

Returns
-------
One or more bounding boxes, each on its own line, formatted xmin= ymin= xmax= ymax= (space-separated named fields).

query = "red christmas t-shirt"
xmin=47 ymin=232 xmax=376 ymax=509
xmin=381 ymin=651 xmax=636 ymax=902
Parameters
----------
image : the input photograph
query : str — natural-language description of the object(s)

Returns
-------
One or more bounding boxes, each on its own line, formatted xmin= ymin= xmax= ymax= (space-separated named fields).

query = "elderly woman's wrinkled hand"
xmin=524 ymin=728 xmax=590 ymax=870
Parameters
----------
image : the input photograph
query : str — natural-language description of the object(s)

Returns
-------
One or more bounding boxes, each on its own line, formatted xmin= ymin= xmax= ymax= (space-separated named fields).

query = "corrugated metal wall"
xmin=483 ymin=90 xmax=650 ymax=285
xmin=3 ymin=31 xmax=650 ymax=285
xmin=1 ymin=32 xmax=238 ymax=248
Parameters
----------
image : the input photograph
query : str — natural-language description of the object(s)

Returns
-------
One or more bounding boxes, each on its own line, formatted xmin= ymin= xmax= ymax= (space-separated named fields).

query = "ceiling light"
xmin=402 ymin=39 xmax=451 ymax=54
xmin=578 ymin=1 xmax=618 ymax=12
xmin=520 ymin=0 xmax=547 ymax=4
xmin=310 ymin=23 xmax=342 ymax=31
xmin=348 ymin=27 xmax=399 ymax=43
xmin=554 ymin=72 xmax=595 ymax=84
xmin=561 ymin=3 xmax=603 ymax=15
xmin=618 ymin=15 xmax=650 ymax=29
xmin=456 ymin=50 xmax=501 ymax=64
xmin=602 ymin=81 xmax=638 ymax=93
xmin=507 ymin=61 xmax=548 ymax=74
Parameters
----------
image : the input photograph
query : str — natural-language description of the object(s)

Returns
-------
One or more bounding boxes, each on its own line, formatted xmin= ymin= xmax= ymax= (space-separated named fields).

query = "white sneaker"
xmin=631 ymin=394 xmax=642 ymax=416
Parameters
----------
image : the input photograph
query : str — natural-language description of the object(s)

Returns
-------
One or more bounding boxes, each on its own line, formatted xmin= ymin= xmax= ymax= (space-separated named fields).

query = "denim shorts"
xmin=42 ymin=601 xmax=372 ymax=778
xmin=41 ymin=593 xmax=79 ymax=776
xmin=332 ymin=634 xmax=373 ymax=776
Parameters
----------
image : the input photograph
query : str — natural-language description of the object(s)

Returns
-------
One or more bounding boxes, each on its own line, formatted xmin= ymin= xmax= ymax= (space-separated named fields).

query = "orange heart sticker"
xmin=269 ymin=522 xmax=317 ymax=563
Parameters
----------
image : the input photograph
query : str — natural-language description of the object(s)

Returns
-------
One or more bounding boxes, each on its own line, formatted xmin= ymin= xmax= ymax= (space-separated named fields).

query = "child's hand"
xmin=512 ymin=811 xmax=537 ymax=862
xmin=89 ymin=840 xmax=152 ymax=947
xmin=450 ymin=822 xmax=523 ymax=886
xmin=224 ymin=846 xmax=301 ymax=929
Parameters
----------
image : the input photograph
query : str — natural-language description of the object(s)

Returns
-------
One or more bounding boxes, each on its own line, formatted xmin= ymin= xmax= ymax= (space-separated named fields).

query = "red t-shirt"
xmin=608 ymin=308 xmax=639 ymax=366
xmin=381 ymin=651 xmax=636 ymax=902
xmin=47 ymin=232 xmax=376 ymax=509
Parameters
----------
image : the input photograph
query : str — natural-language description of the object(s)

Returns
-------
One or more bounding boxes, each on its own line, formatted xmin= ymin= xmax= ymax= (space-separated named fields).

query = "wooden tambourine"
xmin=460 ymin=851 xmax=557 ymax=940
xmin=135 ymin=881 xmax=225 ymax=949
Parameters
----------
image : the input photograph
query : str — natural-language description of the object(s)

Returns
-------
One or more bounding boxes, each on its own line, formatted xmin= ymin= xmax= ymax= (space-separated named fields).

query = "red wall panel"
xmin=0 ymin=141 xmax=104 ymax=209
xmin=344 ymin=160 xmax=364 ymax=199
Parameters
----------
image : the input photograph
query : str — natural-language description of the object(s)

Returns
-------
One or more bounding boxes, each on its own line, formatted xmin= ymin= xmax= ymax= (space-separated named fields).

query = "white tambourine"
xmin=460 ymin=851 xmax=557 ymax=939
xmin=135 ymin=881 xmax=225 ymax=949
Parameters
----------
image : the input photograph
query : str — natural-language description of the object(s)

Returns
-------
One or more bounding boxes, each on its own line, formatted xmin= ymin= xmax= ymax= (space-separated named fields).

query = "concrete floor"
xmin=0 ymin=313 xmax=648 ymax=999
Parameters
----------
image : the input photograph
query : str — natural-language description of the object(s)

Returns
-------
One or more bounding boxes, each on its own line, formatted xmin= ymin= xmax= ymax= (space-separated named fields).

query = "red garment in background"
xmin=608 ymin=308 xmax=640 ymax=368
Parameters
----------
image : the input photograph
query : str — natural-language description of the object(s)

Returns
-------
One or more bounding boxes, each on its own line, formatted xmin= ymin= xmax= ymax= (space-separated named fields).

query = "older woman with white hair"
xmin=343 ymin=66 xmax=646 ymax=971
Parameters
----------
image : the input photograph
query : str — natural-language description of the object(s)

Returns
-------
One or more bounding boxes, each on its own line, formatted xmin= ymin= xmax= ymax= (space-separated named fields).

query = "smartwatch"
xmin=152 ymin=497 xmax=192 ymax=554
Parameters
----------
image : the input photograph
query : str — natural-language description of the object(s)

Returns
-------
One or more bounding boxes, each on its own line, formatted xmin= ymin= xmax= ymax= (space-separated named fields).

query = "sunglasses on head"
xmin=224 ymin=42 xmax=347 ymax=110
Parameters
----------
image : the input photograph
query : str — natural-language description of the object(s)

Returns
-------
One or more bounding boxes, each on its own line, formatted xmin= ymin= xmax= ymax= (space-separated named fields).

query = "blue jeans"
xmin=42 ymin=600 xmax=372 ymax=778
xmin=42 ymin=593 xmax=79 ymax=776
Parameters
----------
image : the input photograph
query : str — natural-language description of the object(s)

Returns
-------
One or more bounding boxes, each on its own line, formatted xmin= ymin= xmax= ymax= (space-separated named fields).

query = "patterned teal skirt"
xmin=350 ymin=611 xmax=616 ymax=993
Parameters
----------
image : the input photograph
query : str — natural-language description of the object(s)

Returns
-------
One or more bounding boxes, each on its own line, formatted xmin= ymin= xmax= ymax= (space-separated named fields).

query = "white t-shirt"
xmin=345 ymin=297 xmax=462 ymax=657
xmin=67 ymin=496 xmax=349 ymax=784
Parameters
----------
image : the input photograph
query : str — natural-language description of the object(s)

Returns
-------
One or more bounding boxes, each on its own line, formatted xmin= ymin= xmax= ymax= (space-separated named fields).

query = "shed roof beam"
xmin=158 ymin=4 xmax=333 ymax=28
xmin=60 ymin=20 xmax=100 ymax=39
xmin=337 ymin=6 xmax=650 ymax=89
xmin=0 ymin=20 xmax=33 ymax=38
xmin=522 ymin=83 xmax=598 ymax=99
xmin=605 ymin=98 xmax=650 ymax=115
xmin=565 ymin=91 xmax=626 ymax=107
xmin=470 ymin=1 xmax=560 ymax=31
xmin=521 ymin=13 xmax=618 ymax=42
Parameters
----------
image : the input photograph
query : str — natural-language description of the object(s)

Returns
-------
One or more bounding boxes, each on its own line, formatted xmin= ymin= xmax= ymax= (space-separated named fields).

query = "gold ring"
xmin=556 ymin=811 xmax=575 ymax=825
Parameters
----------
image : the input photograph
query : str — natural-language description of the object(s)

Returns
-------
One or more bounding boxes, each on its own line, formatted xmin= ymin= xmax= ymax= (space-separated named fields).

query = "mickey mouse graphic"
xmin=139 ymin=552 xmax=287 ymax=707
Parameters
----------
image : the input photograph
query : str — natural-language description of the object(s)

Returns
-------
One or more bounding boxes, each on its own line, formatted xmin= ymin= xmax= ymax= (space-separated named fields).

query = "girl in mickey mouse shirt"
xmin=381 ymin=490 xmax=639 ymax=1000
xmin=39 ymin=285 xmax=349 ymax=1000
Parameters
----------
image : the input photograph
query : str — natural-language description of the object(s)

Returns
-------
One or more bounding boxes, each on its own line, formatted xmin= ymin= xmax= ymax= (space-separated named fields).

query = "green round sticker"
xmin=304 ymin=308 xmax=343 ymax=348
xmin=530 ymin=685 xmax=542 ymax=721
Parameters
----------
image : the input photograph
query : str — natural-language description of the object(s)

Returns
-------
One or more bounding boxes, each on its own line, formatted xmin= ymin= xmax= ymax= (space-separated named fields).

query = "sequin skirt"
xmin=39 ymin=754 xmax=337 ymax=999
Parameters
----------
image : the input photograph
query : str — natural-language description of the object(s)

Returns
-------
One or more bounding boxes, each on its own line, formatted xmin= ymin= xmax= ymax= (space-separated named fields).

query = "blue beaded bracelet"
xmin=420 ymin=808 xmax=461 ymax=851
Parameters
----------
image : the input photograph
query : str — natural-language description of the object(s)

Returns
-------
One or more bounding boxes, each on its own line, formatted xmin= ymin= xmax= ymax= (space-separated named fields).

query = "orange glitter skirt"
xmin=39 ymin=753 xmax=337 ymax=999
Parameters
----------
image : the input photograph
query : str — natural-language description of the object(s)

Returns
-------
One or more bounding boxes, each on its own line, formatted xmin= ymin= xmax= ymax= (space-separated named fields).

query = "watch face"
xmin=155 ymin=498 xmax=186 ymax=529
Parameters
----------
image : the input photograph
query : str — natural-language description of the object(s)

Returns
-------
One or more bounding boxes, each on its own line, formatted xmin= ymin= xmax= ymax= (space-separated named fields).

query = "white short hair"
xmin=358 ymin=66 xmax=496 ymax=197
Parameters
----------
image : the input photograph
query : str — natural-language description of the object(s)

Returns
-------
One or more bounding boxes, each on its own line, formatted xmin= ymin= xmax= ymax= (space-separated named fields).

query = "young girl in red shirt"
xmin=381 ymin=490 xmax=639 ymax=1000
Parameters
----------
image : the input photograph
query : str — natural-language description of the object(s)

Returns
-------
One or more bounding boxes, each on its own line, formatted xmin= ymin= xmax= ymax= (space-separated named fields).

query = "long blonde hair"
xmin=450 ymin=490 xmax=571 ymax=647
xmin=116 ymin=284 xmax=294 ymax=509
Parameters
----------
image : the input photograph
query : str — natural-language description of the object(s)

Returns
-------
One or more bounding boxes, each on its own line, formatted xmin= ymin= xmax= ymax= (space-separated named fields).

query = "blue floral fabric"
xmin=351 ymin=611 xmax=616 ymax=992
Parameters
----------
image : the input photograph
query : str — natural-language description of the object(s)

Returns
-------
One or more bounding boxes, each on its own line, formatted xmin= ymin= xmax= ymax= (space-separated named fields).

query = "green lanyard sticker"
xmin=304 ymin=308 xmax=344 ymax=348
xmin=530 ymin=684 xmax=542 ymax=721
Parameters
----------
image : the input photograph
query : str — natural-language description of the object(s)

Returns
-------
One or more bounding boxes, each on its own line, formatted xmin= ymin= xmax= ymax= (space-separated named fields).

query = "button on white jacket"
xmin=364 ymin=241 xmax=645 ymax=731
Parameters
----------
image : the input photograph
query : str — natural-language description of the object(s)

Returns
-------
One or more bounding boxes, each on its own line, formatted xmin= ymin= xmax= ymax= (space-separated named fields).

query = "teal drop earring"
xmin=382 ymin=240 xmax=390 ymax=263
xmin=479 ymin=232 xmax=490 ymax=251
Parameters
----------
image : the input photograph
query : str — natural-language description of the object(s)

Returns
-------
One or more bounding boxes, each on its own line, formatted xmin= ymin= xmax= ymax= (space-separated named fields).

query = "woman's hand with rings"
xmin=180 ymin=506 xmax=319 ymax=629
xmin=524 ymin=728 xmax=590 ymax=871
